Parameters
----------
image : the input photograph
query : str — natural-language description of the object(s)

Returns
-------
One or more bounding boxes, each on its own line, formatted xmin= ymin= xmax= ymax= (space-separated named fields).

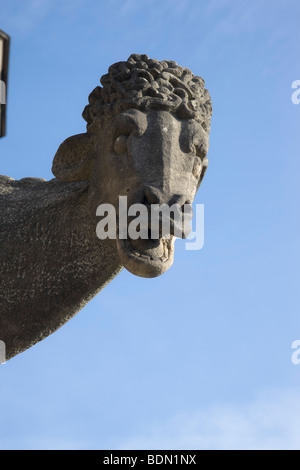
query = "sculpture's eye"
xmin=188 ymin=143 xmax=197 ymax=155
xmin=192 ymin=156 xmax=202 ymax=179
xmin=187 ymin=141 xmax=206 ymax=160
xmin=194 ymin=140 xmax=207 ymax=160
xmin=114 ymin=135 xmax=128 ymax=155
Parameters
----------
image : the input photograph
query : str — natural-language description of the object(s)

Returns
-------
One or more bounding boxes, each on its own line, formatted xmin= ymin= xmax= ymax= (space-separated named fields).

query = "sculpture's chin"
xmin=116 ymin=235 xmax=175 ymax=278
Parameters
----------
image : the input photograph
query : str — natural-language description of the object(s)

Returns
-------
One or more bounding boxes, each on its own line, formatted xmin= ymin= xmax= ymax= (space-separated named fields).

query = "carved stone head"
xmin=52 ymin=54 xmax=212 ymax=278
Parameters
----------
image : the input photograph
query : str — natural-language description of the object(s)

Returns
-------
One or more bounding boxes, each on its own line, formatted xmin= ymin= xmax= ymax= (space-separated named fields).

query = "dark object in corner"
xmin=0 ymin=29 xmax=10 ymax=138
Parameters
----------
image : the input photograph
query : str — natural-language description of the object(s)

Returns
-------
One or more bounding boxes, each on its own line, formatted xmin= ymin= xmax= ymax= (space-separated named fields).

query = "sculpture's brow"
xmin=115 ymin=112 xmax=138 ymax=124
xmin=185 ymin=119 xmax=202 ymax=131
xmin=114 ymin=114 xmax=137 ymax=132
xmin=114 ymin=112 xmax=148 ymax=137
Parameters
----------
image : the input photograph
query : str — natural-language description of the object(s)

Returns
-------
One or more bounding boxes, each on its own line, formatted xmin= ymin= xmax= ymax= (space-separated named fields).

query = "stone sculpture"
xmin=0 ymin=54 xmax=212 ymax=361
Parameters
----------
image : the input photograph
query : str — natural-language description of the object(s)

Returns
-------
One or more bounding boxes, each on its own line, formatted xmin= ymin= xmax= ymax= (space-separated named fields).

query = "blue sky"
xmin=1 ymin=0 xmax=300 ymax=450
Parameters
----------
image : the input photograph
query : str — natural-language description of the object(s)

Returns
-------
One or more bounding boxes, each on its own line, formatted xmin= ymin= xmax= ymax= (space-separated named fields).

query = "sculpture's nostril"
xmin=143 ymin=187 xmax=161 ymax=205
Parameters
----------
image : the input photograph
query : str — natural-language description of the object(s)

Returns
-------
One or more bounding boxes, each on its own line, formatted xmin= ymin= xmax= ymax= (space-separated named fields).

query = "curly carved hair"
xmin=82 ymin=54 xmax=212 ymax=134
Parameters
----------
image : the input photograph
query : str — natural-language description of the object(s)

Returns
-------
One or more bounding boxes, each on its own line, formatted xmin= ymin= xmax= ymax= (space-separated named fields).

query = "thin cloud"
xmin=1 ymin=0 xmax=53 ymax=34
xmin=119 ymin=388 xmax=300 ymax=450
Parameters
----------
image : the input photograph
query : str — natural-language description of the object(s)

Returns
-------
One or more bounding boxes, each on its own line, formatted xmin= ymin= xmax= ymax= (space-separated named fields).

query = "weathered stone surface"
xmin=0 ymin=54 xmax=212 ymax=361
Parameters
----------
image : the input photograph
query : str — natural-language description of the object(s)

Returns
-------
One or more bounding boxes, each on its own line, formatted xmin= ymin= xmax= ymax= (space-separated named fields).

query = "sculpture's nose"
xmin=142 ymin=186 xmax=192 ymax=239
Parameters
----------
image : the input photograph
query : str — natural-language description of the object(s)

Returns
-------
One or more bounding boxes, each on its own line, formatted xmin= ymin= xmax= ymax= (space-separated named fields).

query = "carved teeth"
xmin=123 ymin=237 xmax=170 ymax=263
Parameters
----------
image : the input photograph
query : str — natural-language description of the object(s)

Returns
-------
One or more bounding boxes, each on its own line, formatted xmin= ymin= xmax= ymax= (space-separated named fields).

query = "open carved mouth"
xmin=116 ymin=235 xmax=175 ymax=278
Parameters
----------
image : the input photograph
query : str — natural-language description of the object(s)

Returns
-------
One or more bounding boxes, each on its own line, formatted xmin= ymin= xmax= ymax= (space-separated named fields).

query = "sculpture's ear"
xmin=52 ymin=133 xmax=95 ymax=182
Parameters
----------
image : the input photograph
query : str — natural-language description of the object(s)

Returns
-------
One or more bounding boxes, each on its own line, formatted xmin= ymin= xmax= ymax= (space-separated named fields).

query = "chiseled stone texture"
xmin=0 ymin=176 xmax=122 ymax=359
xmin=0 ymin=54 xmax=212 ymax=361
